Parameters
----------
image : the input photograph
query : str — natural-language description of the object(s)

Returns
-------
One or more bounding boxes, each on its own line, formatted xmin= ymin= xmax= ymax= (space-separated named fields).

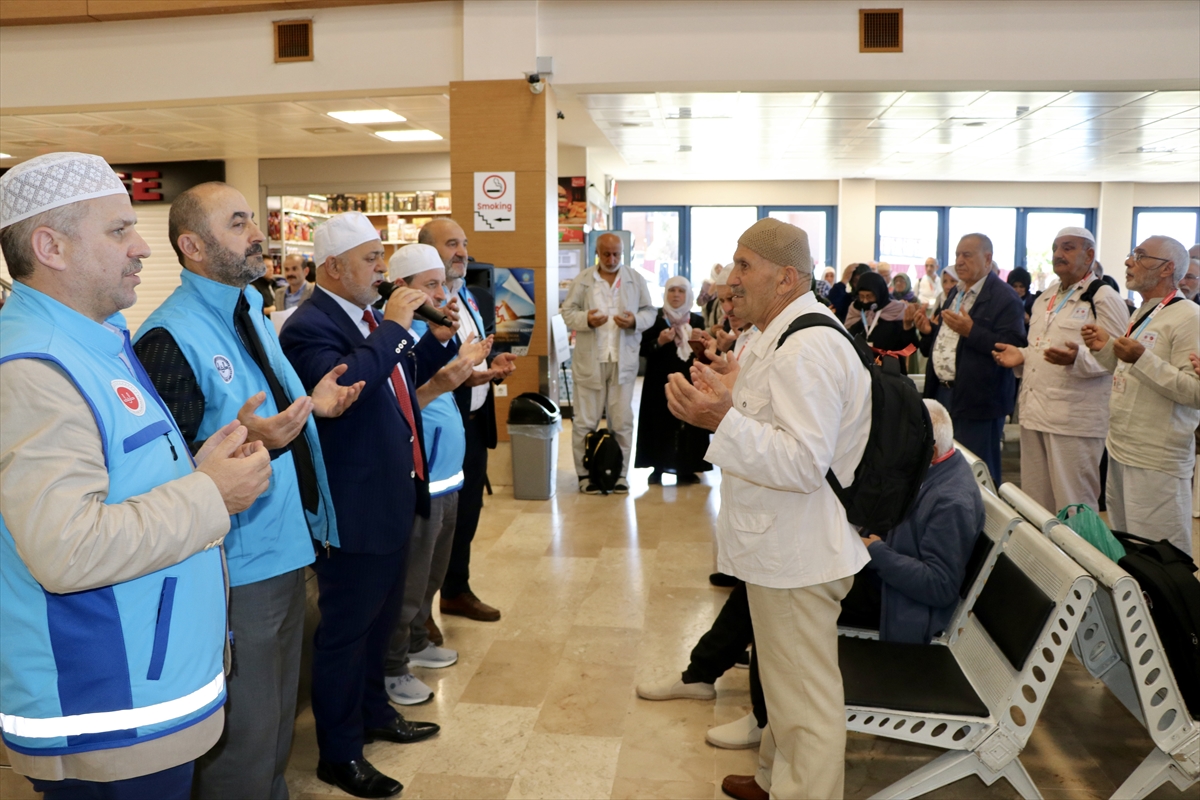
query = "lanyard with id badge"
xmin=1112 ymin=290 xmax=1177 ymax=394
xmin=1033 ymin=279 xmax=1089 ymax=354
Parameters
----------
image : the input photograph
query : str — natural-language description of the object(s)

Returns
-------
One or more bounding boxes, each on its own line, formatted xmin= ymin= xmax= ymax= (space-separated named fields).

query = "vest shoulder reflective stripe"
xmin=428 ymin=470 xmax=466 ymax=495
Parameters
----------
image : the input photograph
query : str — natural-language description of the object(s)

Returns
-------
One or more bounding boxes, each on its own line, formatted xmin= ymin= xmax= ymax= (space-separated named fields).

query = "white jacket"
xmin=1015 ymin=276 xmax=1129 ymax=439
xmin=561 ymin=265 xmax=655 ymax=389
xmin=706 ymin=293 xmax=872 ymax=589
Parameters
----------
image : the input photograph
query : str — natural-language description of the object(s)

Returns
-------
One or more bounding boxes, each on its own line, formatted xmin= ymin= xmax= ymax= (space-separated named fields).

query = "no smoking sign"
xmin=473 ymin=171 xmax=515 ymax=231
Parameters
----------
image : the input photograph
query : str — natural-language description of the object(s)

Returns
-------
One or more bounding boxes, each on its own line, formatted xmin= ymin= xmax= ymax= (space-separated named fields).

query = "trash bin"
xmin=507 ymin=392 xmax=562 ymax=501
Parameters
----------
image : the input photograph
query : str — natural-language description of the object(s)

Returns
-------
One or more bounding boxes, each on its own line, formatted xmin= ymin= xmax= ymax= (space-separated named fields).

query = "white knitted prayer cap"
xmin=389 ymin=243 xmax=444 ymax=281
xmin=0 ymin=152 xmax=127 ymax=229
xmin=314 ymin=212 xmax=381 ymax=264
xmin=1055 ymin=226 xmax=1095 ymax=244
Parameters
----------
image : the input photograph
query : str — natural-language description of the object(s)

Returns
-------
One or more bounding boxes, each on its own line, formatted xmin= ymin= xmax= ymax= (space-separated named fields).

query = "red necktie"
xmin=363 ymin=310 xmax=424 ymax=479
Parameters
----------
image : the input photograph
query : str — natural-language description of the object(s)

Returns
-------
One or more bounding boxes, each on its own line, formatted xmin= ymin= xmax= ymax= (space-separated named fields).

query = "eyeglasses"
xmin=1127 ymin=251 xmax=1171 ymax=267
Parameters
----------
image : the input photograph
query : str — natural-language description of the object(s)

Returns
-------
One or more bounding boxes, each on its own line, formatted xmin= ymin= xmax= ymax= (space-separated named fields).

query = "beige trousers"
xmin=1018 ymin=427 xmax=1106 ymax=514
xmin=1107 ymin=459 xmax=1193 ymax=556
xmin=749 ymin=575 xmax=854 ymax=800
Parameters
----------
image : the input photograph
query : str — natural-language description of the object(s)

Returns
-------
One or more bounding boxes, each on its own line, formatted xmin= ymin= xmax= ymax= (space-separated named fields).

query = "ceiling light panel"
xmin=327 ymin=109 xmax=408 ymax=124
xmin=374 ymin=129 xmax=442 ymax=142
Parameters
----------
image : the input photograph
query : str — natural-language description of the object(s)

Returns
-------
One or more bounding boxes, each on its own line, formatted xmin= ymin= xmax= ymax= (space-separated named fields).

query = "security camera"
xmin=527 ymin=73 xmax=545 ymax=94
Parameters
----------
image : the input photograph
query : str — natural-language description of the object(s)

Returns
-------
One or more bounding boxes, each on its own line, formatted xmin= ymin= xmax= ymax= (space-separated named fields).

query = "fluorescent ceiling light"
xmin=0 ymin=153 xmax=12 ymax=159
xmin=375 ymin=129 xmax=443 ymax=142
xmin=327 ymin=110 xmax=406 ymax=124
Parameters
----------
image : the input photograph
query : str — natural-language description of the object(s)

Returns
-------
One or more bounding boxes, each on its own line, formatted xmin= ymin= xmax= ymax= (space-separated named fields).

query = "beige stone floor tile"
xmin=536 ymin=659 xmax=636 ymax=737
xmin=507 ymin=732 xmax=622 ymax=800
xmin=653 ymin=541 xmax=721 ymax=589
xmin=615 ymin=700 xmax=717 ymax=784
xmin=419 ymin=703 xmax=540 ymax=778
xmin=561 ymin=625 xmax=643 ymax=667
xmin=610 ymin=776 xmax=716 ymax=800
xmin=0 ymin=767 xmax=38 ymax=800
xmin=459 ymin=639 xmax=565 ymax=707
xmin=405 ymin=773 xmax=515 ymax=800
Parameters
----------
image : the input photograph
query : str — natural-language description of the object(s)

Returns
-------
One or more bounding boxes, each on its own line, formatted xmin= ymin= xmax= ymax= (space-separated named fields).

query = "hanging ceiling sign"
xmin=473 ymin=171 xmax=515 ymax=232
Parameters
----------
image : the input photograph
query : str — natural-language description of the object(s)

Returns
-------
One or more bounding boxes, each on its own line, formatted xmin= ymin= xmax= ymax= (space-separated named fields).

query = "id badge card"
xmin=1032 ymin=336 xmax=1047 ymax=353
xmin=1112 ymin=373 xmax=1127 ymax=394
xmin=1069 ymin=305 xmax=1089 ymax=322
xmin=1139 ymin=331 xmax=1158 ymax=350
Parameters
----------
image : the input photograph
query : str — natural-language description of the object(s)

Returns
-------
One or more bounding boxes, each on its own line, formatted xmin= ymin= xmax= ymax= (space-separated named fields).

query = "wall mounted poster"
xmin=493 ymin=268 xmax=536 ymax=356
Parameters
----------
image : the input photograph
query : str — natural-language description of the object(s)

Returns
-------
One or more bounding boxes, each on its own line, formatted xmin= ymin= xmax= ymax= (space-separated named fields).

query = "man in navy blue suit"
xmin=280 ymin=213 xmax=450 ymax=799
xmin=913 ymin=233 xmax=1027 ymax=485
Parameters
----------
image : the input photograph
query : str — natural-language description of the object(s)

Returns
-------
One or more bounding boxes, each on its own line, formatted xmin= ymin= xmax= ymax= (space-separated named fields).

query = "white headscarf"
xmin=662 ymin=275 xmax=695 ymax=362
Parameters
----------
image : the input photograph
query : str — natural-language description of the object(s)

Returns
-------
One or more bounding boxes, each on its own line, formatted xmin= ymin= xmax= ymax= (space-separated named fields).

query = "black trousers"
xmin=441 ymin=412 xmax=488 ymax=599
xmin=681 ymin=581 xmax=768 ymax=727
xmin=311 ymin=547 xmax=407 ymax=763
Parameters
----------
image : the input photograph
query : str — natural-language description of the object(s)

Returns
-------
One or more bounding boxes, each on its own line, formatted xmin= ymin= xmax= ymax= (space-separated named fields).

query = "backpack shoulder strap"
xmin=1078 ymin=278 xmax=1103 ymax=318
xmin=776 ymin=312 xmax=872 ymax=369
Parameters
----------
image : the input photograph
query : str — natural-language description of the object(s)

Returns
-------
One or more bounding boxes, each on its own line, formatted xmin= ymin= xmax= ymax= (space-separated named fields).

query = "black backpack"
xmin=582 ymin=429 xmax=623 ymax=495
xmin=776 ymin=313 xmax=934 ymax=532
xmin=1113 ymin=531 xmax=1200 ymax=717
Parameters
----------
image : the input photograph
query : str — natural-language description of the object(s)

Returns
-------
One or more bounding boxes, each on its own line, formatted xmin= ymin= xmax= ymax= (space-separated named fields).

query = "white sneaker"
xmin=409 ymin=644 xmax=458 ymax=669
xmin=385 ymin=673 xmax=433 ymax=706
xmin=635 ymin=676 xmax=716 ymax=701
xmin=706 ymin=712 xmax=764 ymax=749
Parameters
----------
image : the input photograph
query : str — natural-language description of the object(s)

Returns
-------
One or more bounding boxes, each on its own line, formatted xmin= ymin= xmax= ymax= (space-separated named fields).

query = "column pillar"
xmin=450 ymin=79 xmax=559 ymax=440
xmin=1097 ymin=181 xmax=1134 ymax=296
xmin=838 ymin=178 xmax=877 ymax=264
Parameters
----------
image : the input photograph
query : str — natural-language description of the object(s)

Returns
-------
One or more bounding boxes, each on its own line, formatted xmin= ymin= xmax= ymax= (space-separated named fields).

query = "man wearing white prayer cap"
xmin=993 ymin=226 xmax=1128 ymax=514
xmin=0 ymin=154 xmax=272 ymax=798
xmin=134 ymin=182 xmax=365 ymax=800
xmin=383 ymin=244 xmax=491 ymax=707
xmin=279 ymin=215 xmax=445 ymax=798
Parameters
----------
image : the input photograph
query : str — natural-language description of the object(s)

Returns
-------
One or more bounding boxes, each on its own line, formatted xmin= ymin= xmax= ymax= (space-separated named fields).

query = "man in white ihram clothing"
xmin=667 ymin=218 xmax=871 ymax=800
xmin=561 ymin=232 xmax=655 ymax=494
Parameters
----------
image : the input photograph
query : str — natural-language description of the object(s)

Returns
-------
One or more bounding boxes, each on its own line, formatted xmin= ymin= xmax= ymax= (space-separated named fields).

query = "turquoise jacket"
xmin=0 ymin=284 xmax=226 ymax=757
xmin=411 ymin=320 xmax=466 ymax=497
xmin=136 ymin=270 xmax=337 ymax=586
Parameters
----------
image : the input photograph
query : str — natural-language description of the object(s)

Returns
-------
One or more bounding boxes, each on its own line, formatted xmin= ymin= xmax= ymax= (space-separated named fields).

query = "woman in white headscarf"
xmin=636 ymin=276 xmax=712 ymax=485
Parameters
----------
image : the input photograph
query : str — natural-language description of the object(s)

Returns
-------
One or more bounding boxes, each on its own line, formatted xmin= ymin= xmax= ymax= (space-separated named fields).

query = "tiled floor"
xmin=4 ymin=401 xmax=1197 ymax=800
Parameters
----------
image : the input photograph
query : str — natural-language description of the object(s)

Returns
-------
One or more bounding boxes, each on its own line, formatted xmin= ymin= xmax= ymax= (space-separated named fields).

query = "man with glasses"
xmin=993 ymin=228 xmax=1128 ymax=514
xmin=1082 ymin=236 xmax=1200 ymax=554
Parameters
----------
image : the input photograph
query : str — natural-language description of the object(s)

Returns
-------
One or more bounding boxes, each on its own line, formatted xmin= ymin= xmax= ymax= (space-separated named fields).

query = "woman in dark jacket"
xmin=635 ymin=276 xmax=712 ymax=484
xmin=845 ymin=271 xmax=919 ymax=354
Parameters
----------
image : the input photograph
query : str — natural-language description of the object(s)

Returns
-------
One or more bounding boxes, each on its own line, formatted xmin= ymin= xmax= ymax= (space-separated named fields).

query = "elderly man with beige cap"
xmin=667 ymin=218 xmax=871 ymax=800
xmin=993 ymin=227 xmax=1128 ymax=514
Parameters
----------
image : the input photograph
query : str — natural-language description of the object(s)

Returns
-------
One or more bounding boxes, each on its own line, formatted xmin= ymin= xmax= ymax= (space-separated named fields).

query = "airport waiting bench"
xmin=841 ymin=517 xmax=1096 ymax=799
xmin=999 ymin=483 xmax=1199 ymax=800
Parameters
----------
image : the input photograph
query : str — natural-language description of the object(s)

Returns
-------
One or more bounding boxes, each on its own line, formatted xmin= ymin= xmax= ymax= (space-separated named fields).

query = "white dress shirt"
xmin=706 ymin=292 xmax=872 ymax=589
xmin=454 ymin=291 xmax=490 ymax=412
xmin=932 ymin=279 xmax=982 ymax=383
xmin=591 ymin=273 xmax=623 ymax=363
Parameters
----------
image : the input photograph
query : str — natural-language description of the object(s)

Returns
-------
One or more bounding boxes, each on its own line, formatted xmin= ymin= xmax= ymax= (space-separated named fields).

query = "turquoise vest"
xmin=0 ymin=284 xmax=226 ymax=757
xmin=136 ymin=270 xmax=337 ymax=587
xmin=411 ymin=321 xmax=466 ymax=496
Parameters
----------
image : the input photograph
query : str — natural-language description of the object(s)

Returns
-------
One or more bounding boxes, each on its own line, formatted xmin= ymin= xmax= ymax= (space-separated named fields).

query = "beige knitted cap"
xmin=737 ymin=218 xmax=811 ymax=273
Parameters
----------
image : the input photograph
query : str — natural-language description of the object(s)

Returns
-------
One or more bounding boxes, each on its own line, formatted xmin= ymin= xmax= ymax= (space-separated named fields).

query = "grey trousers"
xmin=572 ymin=361 xmax=635 ymax=478
xmin=386 ymin=491 xmax=459 ymax=676
xmin=194 ymin=567 xmax=306 ymax=800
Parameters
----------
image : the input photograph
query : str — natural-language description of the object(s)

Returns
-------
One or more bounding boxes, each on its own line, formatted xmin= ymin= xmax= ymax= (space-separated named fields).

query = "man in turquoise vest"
xmin=134 ymin=182 xmax=363 ymax=800
xmin=0 ymin=152 xmax=271 ymax=800
xmin=382 ymin=244 xmax=491 ymax=705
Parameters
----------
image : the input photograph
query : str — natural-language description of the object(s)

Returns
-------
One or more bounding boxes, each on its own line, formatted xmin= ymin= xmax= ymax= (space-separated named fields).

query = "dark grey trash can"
xmin=507 ymin=393 xmax=562 ymax=500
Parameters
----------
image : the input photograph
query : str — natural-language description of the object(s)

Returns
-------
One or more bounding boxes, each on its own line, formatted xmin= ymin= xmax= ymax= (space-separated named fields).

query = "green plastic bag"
xmin=1057 ymin=504 xmax=1126 ymax=563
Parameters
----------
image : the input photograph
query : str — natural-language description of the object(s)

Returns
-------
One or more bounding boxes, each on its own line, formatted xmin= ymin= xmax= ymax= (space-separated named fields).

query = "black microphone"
xmin=377 ymin=279 xmax=455 ymax=327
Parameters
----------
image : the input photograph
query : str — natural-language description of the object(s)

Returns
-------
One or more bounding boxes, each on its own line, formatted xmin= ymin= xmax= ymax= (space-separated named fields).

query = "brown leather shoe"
xmin=721 ymin=774 xmax=768 ymax=800
xmin=425 ymin=616 xmax=444 ymax=647
xmin=440 ymin=590 xmax=501 ymax=622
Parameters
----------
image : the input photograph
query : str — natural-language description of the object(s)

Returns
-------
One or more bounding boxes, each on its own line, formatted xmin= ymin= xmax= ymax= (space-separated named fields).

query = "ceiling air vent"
xmin=274 ymin=19 xmax=313 ymax=63
xmin=860 ymin=9 xmax=903 ymax=53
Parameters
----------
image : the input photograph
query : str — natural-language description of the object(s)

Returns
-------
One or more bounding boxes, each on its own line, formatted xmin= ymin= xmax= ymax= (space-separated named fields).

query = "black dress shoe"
xmin=317 ymin=758 xmax=402 ymax=798
xmin=709 ymin=572 xmax=739 ymax=588
xmin=364 ymin=715 xmax=440 ymax=744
